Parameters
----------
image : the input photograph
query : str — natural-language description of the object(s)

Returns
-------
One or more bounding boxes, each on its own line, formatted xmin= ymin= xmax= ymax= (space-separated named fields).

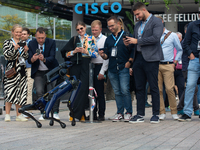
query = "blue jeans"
xmin=183 ymin=58 xmax=200 ymax=117
xmin=108 ymin=68 xmax=132 ymax=115
xmin=197 ymin=84 xmax=200 ymax=104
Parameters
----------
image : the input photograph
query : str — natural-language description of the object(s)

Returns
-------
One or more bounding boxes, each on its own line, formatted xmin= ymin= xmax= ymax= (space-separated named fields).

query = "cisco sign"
xmin=75 ymin=2 xmax=122 ymax=14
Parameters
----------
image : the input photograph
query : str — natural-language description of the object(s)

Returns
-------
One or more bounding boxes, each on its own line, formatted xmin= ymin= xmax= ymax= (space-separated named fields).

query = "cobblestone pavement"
xmin=0 ymin=99 xmax=200 ymax=150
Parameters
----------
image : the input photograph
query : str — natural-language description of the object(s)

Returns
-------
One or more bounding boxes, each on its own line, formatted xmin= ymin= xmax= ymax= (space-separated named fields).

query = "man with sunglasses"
xmin=99 ymin=16 xmax=134 ymax=122
xmin=28 ymin=27 xmax=60 ymax=121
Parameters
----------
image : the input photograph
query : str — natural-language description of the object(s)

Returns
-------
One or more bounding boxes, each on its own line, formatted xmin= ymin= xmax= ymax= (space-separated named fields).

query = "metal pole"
xmin=53 ymin=18 xmax=56 ymax=40
xmin=89 ymin=63 xmax=94 ymax=123
xmin=36 ymin=14 xmax=38 ymax=29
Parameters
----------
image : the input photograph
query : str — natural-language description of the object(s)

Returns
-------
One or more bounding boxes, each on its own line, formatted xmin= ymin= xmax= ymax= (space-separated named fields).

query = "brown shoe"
xmin=80 ymin=115 xmax=85 ymax=122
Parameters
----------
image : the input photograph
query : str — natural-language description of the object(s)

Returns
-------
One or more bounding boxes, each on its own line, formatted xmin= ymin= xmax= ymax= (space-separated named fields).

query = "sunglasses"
xmin=76 ymin=27 xmax=83 ymax=31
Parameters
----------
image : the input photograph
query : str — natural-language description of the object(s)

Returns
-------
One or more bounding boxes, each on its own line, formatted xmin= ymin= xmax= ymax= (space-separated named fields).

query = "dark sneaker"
xmin=112 ymin=113 xmax=123 ymax=122
xmin=178 ymin=114 xmax=191 ymax=122
xmin=129 ymin=115 xmax=144 ymax=123
xmin=150 ymin=115 xmax=160 ymax=124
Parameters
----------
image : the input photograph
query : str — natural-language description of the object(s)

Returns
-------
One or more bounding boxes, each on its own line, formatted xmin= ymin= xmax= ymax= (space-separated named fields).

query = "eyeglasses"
xmin=76 ymin=27 xmax=83 ymax=31
xmin=107 ymin=24 xmax=115 ymax=29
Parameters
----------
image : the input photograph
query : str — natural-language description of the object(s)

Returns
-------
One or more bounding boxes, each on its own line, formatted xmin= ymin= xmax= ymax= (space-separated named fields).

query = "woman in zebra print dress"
xmin=3 ymin=24 xmax=29 ymax=122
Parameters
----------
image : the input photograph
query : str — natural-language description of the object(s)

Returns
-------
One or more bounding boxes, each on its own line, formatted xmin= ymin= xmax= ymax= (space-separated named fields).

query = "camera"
xmin=17 ymin=41 xmax=26 ymax=47
xmin=36 ymin=49 xmax=40 ymax=55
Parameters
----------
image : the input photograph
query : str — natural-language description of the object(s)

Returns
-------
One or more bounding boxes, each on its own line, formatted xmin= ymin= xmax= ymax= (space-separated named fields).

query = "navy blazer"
xmin=28 ymin=38 xmax=59 ymax=78
xmin=133 ymin=15 xmax=164 ymax=62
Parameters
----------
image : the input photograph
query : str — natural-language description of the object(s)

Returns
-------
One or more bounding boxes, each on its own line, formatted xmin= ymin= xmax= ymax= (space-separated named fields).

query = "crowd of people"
xmin=2 ymin=2 xmax=200 ymax=124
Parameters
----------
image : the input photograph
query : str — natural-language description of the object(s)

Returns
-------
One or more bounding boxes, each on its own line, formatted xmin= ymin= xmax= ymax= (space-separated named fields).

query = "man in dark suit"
xmin=28 ymin=27 xmax=60 ymax=121
xmin=125 ymin=2 xmax=163 ymax=123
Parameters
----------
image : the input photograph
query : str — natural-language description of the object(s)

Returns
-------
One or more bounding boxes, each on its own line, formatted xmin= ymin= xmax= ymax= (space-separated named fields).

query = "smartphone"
xmin=18 ymin=42 xmax=26 ymax=47
xmin=99 ymin=47 xmax=107 ymax=51
xmin=36 ymin=49 xmax=40 ymax=55
xmin=76 ymin=43 xmax=82 ymax=47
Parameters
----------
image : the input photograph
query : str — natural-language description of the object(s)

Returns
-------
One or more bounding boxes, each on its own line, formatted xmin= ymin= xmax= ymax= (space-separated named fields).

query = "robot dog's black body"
xmin=18 ymin=61 xmax=81 ymax=128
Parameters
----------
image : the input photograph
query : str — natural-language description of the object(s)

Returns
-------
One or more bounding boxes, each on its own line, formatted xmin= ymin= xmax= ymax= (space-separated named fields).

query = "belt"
xmin=160 ymin=62 xmax=173 ymax=64
xmin=94 ymin=63 xmax=103 ymax=65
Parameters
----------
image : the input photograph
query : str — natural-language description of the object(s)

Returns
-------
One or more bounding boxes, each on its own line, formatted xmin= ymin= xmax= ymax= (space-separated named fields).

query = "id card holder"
xmin=111 ymin=47 xmax=117 ymax=57
xmin=197 ymin=41 xmax=200 ymax=51
xmin=18 ymin=57 xmax=25 ymax=66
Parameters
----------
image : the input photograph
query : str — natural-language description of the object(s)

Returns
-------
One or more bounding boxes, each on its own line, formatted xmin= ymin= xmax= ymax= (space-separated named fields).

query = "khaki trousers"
xmin=158 ymin=64 xmax=177 ymax=114
xmin=26 ymin=68 xmax=34 ymax=104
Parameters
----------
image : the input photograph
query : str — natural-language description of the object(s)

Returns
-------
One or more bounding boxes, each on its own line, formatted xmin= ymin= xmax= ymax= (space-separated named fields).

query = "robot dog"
xmin=18 ymin=61 xmax=81 ymax=128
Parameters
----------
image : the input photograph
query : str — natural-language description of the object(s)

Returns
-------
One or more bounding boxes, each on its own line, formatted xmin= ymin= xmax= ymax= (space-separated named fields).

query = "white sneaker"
xmin=112 ymin=113 xmax=123 ymax=122
xmin=53 ymin=113 xmax=60 ymax=120
xmin=108 ymin=113 xmax=117 ymax=120
xmin=172 ymin=114 xmax=179 ymax=120
xmin=4 ymin=114 xmax=11 ymax=122
xmin=16 ymin=114 xmax=28 ymax=121
xmin=124 ymin=113 xmax=132 ymax=122
xmin=159 ymin=114 xmax=166 ymax=120
xmin=38 ymin=115 xmax=45 ymax=121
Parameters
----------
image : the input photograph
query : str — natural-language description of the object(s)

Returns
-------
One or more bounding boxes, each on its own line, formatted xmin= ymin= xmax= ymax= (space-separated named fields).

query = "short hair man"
xmin=125 ymin=2 xmax=163 ymax=123
xmin=178 ymin=16 xmax=200 ymax=121
xmin=28 ymin=27 xmax=60 ymax=120
xmin=89 ymin=20 xmax=108 ymax=121
xmin=21 ymin=27 xmax=33 ymax=105
xmin=99 ymin=16 xmax=133 ymax=122
xmin=155 ymin=16 xmax=183 ymax=121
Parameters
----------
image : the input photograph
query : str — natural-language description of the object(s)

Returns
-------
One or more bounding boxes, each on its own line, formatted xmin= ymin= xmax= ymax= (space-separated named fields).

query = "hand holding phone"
xmin=36 ymin=49 xmax=40 ymax=55
xmin=17 ymin=42 xmax=26 ymax=47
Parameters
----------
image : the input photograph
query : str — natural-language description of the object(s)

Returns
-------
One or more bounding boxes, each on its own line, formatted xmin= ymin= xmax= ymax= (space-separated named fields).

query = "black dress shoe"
xmin=98 ymin=116 xmax=105 ymax=121
xmin=85 ymin=115 xmax=97 ymax=120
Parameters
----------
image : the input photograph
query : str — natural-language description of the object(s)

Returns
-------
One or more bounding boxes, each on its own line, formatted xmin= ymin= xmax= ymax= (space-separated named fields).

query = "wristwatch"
xmin=173 ymin=62 xmax=177 ymax=66
xmin=129 ymin=60 xmax=133 ymax=64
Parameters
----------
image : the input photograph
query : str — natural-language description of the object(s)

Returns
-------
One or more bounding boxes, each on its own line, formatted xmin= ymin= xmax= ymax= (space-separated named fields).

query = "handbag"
xmin=5 ymin=56 xmax=18 ymax=78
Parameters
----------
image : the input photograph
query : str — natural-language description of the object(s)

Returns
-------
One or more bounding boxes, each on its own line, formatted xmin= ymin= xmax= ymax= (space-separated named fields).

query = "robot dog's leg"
xmin=18 ymin=104 xmax=42 ymax=128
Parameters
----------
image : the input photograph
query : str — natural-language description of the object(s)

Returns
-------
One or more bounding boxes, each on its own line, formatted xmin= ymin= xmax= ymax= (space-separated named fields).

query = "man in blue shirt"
xmin=99 ymin=16 xmax=133 ymax=122
xmin=155 ymin=16 xmax=183 ymax=121
xmin=178 ymin=17 xmax=200 ymax=121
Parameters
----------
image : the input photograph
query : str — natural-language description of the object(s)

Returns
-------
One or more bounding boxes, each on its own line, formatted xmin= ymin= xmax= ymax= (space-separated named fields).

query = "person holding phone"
xmin=61 ymin=21 xmax=93 ymax=122
xmin=3 ymin=24 xmax=29 ymax=122
xmin=28 ymin=27 xmax=60 ymax=121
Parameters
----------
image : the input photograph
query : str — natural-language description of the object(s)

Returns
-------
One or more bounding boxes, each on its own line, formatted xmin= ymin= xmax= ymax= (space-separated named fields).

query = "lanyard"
xmin=95 ymin=34 xmax=102 ymax=43
xmin=79 ymin=33 xmax=87 ymax=46
xmin=39 ymin=44 xmax=45 ymax=53
xmin=12 ymin=38 xmax=22 ymax=54
xmin=112 ymin=30 xmax=124 ymax=47
xmin=140 ymin=14 xmax=152 ymax=35
xmin=26 ymin=39 xmax=31 ymax=45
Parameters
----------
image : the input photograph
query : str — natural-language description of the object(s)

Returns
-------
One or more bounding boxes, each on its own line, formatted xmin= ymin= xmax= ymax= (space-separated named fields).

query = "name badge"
xmin=198 ymin=41 xmax=200 ymax=51
xmin=18 ymin=57 xmax=26 ymax=66
xmin=111 ymin=47 xmax=117 ymax=57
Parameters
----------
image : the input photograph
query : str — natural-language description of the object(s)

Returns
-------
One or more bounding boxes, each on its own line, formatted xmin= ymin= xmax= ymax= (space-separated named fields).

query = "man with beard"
xmin=125 ymin=2 xmax=163 ymax=123
xmin=99 ymin=16 xmax=133 ymax=122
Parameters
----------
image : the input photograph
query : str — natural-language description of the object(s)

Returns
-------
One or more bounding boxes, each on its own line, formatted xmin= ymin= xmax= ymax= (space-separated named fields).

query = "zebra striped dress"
xmin=3 ymin=39 xmax=28 ymax=105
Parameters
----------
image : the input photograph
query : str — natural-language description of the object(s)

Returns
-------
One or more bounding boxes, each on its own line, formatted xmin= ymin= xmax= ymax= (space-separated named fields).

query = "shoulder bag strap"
xmin=161 ymin=31 xmax=172 ymax=45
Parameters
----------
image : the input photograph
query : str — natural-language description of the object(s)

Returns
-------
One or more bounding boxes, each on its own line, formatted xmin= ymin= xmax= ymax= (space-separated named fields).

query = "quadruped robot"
xmin=18 ymin=61 xmax=81 ymax=128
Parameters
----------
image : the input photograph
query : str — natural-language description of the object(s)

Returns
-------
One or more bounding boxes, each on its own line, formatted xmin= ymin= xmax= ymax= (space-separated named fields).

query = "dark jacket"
xmin=28 ymin=38 xmax=59 ymax=78
xmin=183 ymin=20 xmax=200 ymax=58
xmin=133 ymin=15 xmax=164 ymax=62
xmin=104 ymin=30 xmax=134 ymax=73
xmin=60 ymin=36 xmax=82 ymax=63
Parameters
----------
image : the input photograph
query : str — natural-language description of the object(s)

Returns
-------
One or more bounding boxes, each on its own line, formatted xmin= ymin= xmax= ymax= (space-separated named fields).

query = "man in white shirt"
xmin=89 ymin=20 xmax=108 ymax=121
